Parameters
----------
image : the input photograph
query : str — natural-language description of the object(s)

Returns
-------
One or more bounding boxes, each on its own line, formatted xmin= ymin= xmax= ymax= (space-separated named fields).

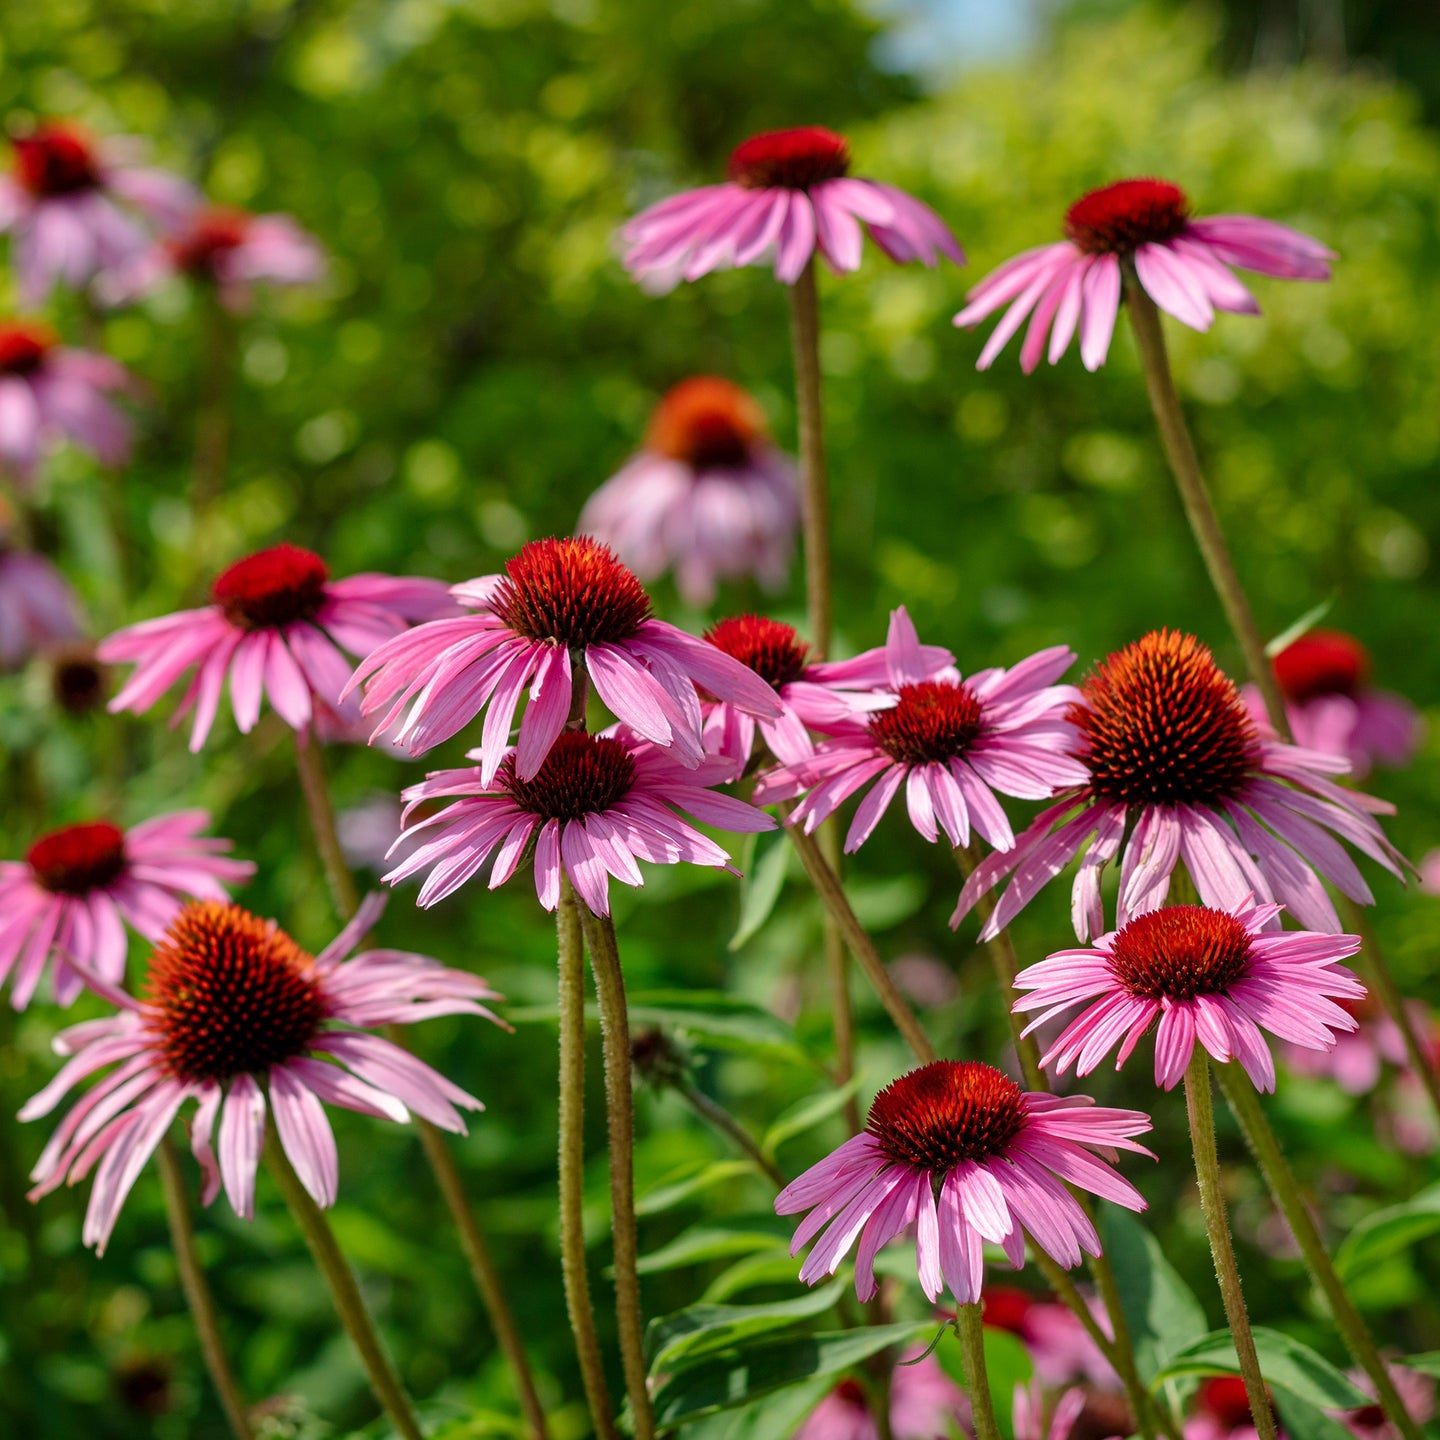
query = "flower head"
xmin=955 ymin=177 xmax=1334 ymax=371
xmin=982 ymin=1285 xmax=1118 ymax=1389
xmin=578 ymin=377 xmax=800 ymax=606
xmin=387 ymin=727 xmax=775 ymax=914
xmin=953 ymin=630 xmax=1409 ymax=941
xmin=98 ymin=542 xmax=458 ymax=750
xmin=349 ymin=536 xmax=781 ymax=780
xmin=1014 ymin=1381 xmax=1087 ymax=1440
xmin=1281 ymin=992 xmax=1432 ymax=1097
xmin=775 ymin=1059 xmax=1151 ymax=1306
xmin=0 ymin=540 xmax=84 ymax=667
xmin=1185 ymin=1376 xmax=1274 ymax=1440
xmin=1015 ymin=900 xmax=1364 ymax=1091
xmin=0 ymin=811 xmax=253 ymax=1009
xmin=622 ymin=125 xmax=963 ymax=288
xmin=1336 ymin=1363 xmax=1435 ymax=1440
xmin=796 ymin=1348 xmax=970 ymax=1440
xmin=0 ymin=319 xmax=137 ymax=485
xmin=0 ymin=121 xmax=197 ymax=305
xmin=758 ymin=612 xmax=1086 ymax=852
xmin=20 ymin=893 xmax=502 ymax=1252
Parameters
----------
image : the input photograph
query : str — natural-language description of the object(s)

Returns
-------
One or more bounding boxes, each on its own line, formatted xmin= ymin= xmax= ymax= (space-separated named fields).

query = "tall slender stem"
xmin=1215 ymin=1065 xmax=1423 ymax=1440
xmin=578 ymin=905 xmax=656 ymax=1440
xmin=157 ymin=1137 xmax=254 ymax=1440
xmin=294 ymin=736 xmax=361 ymax=918
xmin=1182 ymin=1052 xmax=1277 ymax=1440
xmin=783 ymin=818 xmax=936 ymax=1064
xmin=557 ymin=879 xmax=617 ymax=1440
xmin=787 ymin=257 xmax=831 ymax=659
xmin=192 ymin=295 xmax=236 ymax=577
xmin=821 ymin=822 xmax=862 ymax=1133
xmin=263 ymin=1127 xmax=424 ymax=1440
xmin=676 ymin=1082 xmax=785 ymax=1189
xmin=1124 ymin=282 xmax=1291 ymax=737
xmin=956 ymin=1303 xmax=1002 ymax=1440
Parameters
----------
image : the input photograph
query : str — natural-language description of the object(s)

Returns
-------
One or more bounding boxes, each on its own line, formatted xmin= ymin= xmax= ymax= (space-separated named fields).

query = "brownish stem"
xmin=787 ymin=257 xmax=832 ymax=658
xmin=293 ymin=736 xmax=362 ymax=919
xmin=676 ymin=1082 xmax=785 ymax=1189
xmin=821 ymin=821 xmax=861 ymax=1133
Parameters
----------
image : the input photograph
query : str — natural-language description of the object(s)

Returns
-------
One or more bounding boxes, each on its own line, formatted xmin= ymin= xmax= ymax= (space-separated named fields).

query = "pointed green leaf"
xmin=761 ymin=1077 xmax=864 ymax=1159
xmin=1151 ymin=1328 xmax=1369 ymax=1409
xmin=1334 ymin=1184 xmax=1440 ymax=1282
xmin=730 ymin=832 xmax=792 ymax=950
xmin=646 ymin=1278 xmax=848 ymax=1371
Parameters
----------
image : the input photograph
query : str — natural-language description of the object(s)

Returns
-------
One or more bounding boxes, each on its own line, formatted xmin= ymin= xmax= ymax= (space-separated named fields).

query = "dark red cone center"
xmin=167 ymin=206 xmax=251 ymax=277
xmin=210 ymin=543 xmax=330 ymax=630
xmin=646 ymin=376 xmax=765 ymax=470
xmin=869 ymin=680 xmax=985 ymax=765
xmin=492 ymin=537 xmax=651 ymax=649
xmin=27 ymin=820 xmax=127 ymax=894
xmin=1108 ymin=905 xmax=1253 ymax=1002
xmin=1273 ymin=629 xmax=1370 ymax=703
xmin=728 ymin=126 xmax=851 ymax=190
xmin=867 ymin=1060 xmax=1027 ymax=1172
xmin=14 ymin=124 xmax=102 ymax=197
xmin=1064 ymin=178 xmax=1191 ymax=256
xmin=502 ymin=731 xmax=637 ymax=820
xmin=0 ymin=322 xmax=56 ymax=377
xmin=704 ymin=614 xmax=810 ymax=689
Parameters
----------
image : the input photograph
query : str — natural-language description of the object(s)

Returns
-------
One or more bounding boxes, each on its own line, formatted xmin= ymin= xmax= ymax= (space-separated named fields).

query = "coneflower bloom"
xmin=774 ymin=1060 xmax=1151 ymax=1306
xmin=21 ymin=894 xmax=501 ymax=1252
xmin=952 ymin=630 xmax=1409 ymax=941
xmin=349 ymin=536 xmax=782 ymax=780
xmin=1013 ymin=901 xmax=1364 ymax=1092
xmin=0 ymin=321 xmax=137 ymax=484
xmin=101 ymin=203 xmax=326 ymax=311
xmin=955 ymin=178 xmax=1333 ymax=372
xmin=1336 ymin=1363 xmax=1436 ymax=1440
xmin=1014 ymin=1382 xmax=1087 ymax=1440
xmin=1184 ymin=1376 xmax=1273 ymax=1440
xmin=757 ymin=624 xmax=1087 ymax=853
xmin=622 ymin=125 xmax=963 ymax=289
xmin=0 ymin=121 xmax=196 ymax=305
xmin=1245 ymin=630 xmax=1422 ymax=780
xmin=700 ymin=607 xmax=951 ymax=776
xmin=0 ymin=812 xmax=253 ymax=1009
xmin=99 ymin=543 xmax=457 ymax=751
xmin=982 ymin=1286 xmax=1118 ymax=1389
xmin=578 ymin=376 xmax=800 ymax=606
xmin=0 ymin=542 xmax=84 ymax=667
xmin=387 ymin=728 xmax=775 ymax=914
xmin=795 ymin=1348 xmax=969 ymax=1440
xmin=48 ymin=642 xmax=109 ymax=715
xmin=1281 ymin=993 xmax=1430 ymax=1096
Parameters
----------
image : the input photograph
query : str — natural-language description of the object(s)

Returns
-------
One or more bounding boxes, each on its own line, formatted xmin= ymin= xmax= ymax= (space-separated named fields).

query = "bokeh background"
xmin=2 ymin=1 xmax=1440 ymax=1436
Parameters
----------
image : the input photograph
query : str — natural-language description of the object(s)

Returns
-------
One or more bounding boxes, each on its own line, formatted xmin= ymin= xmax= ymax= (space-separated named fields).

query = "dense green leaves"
xmin=1151 ymin=1329 xmax=1370 ymax=1408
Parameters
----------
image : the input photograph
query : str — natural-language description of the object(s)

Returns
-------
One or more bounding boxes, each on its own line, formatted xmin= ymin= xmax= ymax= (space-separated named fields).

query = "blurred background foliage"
xmin=1 ymin=0 xmax=1440 ymax=1436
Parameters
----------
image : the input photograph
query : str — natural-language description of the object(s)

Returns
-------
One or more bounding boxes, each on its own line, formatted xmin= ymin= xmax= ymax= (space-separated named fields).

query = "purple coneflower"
xmin=955 ymin=177 xmax=1333 ymax=372
xmin=795 ymin=1348 xmax=969 ymax=1440
xmin=0 ymin=540 xmax=84 ymax=667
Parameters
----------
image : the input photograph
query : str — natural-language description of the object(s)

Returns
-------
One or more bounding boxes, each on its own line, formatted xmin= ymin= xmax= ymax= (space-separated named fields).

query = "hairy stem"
xmin=787 ymin=256 xmax=832 ymax=658
xmin=1216 ymin=1064 xmax=1423 ymax=1440
xmin=956 ymin=1303 xmax=1002 ymax=1440
xmin=822 ymin=821 xmax=862 ymax=1133
xmin=1183 ymin=1051 xmax=1277 ymax=1440
xmin=293 ymin=736 xmax=361 ymax=919
xmin=157 ymin=1137 xmax=254 ymax=1440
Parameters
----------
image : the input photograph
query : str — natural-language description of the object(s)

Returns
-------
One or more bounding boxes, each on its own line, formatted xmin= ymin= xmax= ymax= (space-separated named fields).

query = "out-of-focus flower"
xmin=0 ymin=541 xmax=83 ymax=667
xmin=795 ymin=1348 xmax=970 ymax=1440
xmin=1184 ymin=1375 xmax=1271 ymax=1440
xmin=956 ymin=177 xmax=1332 ymax=371
xmin=0 ymin=320 xmax=137 ymax=485
xmin=0 ymin=121 xmax=196 ymax=305
xmin=622 ymin=125 xmax=963 ymax=288
xmin=47 ymin=641 xmax=109 ymax=714
xmin=0 ymin=812 xmax=252 ymax=1009
xmin=982 ymin=1285 xmax=1119 ymax=1389
xmin=579 ymin=377 xmax=799 ymax=606
xmin=388 ymin=728 xmax=774 ymax=914
xmin=953 ymin=630 xmax=1409 ymax=941
xmin=1281 ymin=994 xmax=1432 ymax=1097
xmin=99 ymin=543 xmax=457 ymax=750
xmin=776 ymin=1059 xmax=1151 ymax=1305
xmin=21 ymin=894 xmax=503 ymax=1252
xmin=1014 ymin=1380 xmax=1087 ymax=1440
xmin=1334 ymin=1362 xmax=1435 ymax=1440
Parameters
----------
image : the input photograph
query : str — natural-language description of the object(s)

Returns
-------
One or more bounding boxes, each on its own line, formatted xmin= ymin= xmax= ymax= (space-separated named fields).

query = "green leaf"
xmin=646 ymin=1278 xmax=848 ymax=1372
xmin=702 ymin=1252 xmax=816 ymax=1303
xmin=1099 ymin=1207 xmax=1210 ymax=1381
xmin=1334 ymin=1184 xmax=1440 ymax=1282
xmin=1401 ymin=1354 xmax=1440 ymax=1379
xmin=761 ymin=1077 xmax=864 ymax=1159
xmin=689 ymin=1375 xmax=837 ymax=1440
xmin=1152 ymin=1329 xmax=1369 ymax=1409
xmin=635 ymin=1216 xmax=794 ymax=1276
xmin=730 ymin=832 xmax=792 ymax=950
xmin=1266 ymin=598 xmax=1337 ymax=658
xmin=650 ymin=1322 xmax=929 ymax=1427
xmin=1272 ymin=1384 xmax=1364 ymax=1440
xmin=638 ymin=1161 xmax=757 ymax=1217
xmin=934 ymin=1320 xmax=1032 ymax=1440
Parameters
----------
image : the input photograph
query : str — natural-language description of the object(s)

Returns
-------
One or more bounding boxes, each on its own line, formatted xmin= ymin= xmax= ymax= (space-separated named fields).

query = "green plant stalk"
xmin=1215 ymin=1064 xmax=1423 ymax=1440
xmin=294 ymin=735 xmax=362 ymax=918
xmin=676 ymin=1081 xmax=785 ymax=1189
xmin=787 ymin=256 xmax=832 ymax=659
xmin=821 ymin=820 xmax=862 ymax=1133
xmin=956 ymin=1303 xmax=1002 ymax=1440
xmin=578 ymin=904 xmax=656 ymax=1440
xmin=263 ymin=1126 xmax=424 ymax=1440
xmin=157 ymin=1137 xmax=254 ymax=1440
xmin=557 ymin=879 xmax=618 ymax=1440
xmin=1183 ymin=1051 xmax=1277 ymax=1440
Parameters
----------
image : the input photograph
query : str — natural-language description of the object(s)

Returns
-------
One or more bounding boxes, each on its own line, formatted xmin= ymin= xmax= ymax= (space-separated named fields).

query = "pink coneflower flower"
xmin=578 ymin=376 xmax=800 ymax=606
xmin=1282 ymin=993 xmax=1433 ymax=1096
xmin=952 ymin=630 xmax=1409 ymax=941
xmin=699 ymin=607 xmax=952 ymax=776
xmin=774 ymin=1059 xmax=1151 ymax=1305
xmin=795 ymin=1348 xmax=969 ymax=1440
xmin=1185 ymin=1376 xmax=1271 ymax=1440
xmin=20 ymin=894 xmax=501 ymax=1253
xmin=101 ymin=203 xmax=326 ymax=311
xmin=0 ymin=121 xmax=196 ymax=306
xmin=349 ymin=536 xmax=782 ymax=780
xmin=622 ymin=125 xmax=963 ymax=288
xmin=0 ymin=542 xmax=84 ymax=667
xmin=955 ymin=177 xmax=1333 ymax=372
xmin=387 ymin=727 xmax=775 ymax=914
xmin=1336 ymin=1364 xmax=1436 ymax=1440
xmin=0 ymin=320 xmax=137 ymax=485
xmin=757 ymin=623 xmax=1087 ymax=853
xmin=982 ymin=1285 xmax=1118 ymax=1389
xmin=99 ymin=542 xmax=457 ymax=751
xmin=1014 ymin=901 xmax=1365 ymax=1092
xmin=48 ymin=641 xmax=109 ymax=715
xmin=1244 ymin=630 xmax=1422 ymax=780
xmin=0 ymin=812 xmax=253 ymax=1010
xmin=1014 ymin=1381 xmax=1087 ymax=1440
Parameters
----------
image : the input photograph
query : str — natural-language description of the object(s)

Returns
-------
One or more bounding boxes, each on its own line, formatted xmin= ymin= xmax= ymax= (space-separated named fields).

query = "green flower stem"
xmin=1183 ymin=1051 xmax=1277 ymax=1440
xmin=1124 ymin=280 xmax=1291 ymax=738
xmin=263 ymin=1126 xmax=425 ymax=1440
xmin=557 ymin=879 xmax=618 ymax=1440
xmin=822 ymin=820 xmax=862 ymax=1134
xmin=783 ymin=817 xmax=937 ymax=1065
xmin=293 ymin=736 xmax=362 ymax=919
xmin=157 ymin=1137 xmax=254 ymax=1440
xmin=676 ymin=1081 xmax=785 ymax=1189
xmin=577 ymin=904 xmax=656 ymax=1440
xmin=787 ymin=256 xmax=832 ymax=659
xmin=956 ymin=1302 xmax=1002 ymax=1440
xmin=1215 ymin=1064 xmax=1424 ymax=1440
